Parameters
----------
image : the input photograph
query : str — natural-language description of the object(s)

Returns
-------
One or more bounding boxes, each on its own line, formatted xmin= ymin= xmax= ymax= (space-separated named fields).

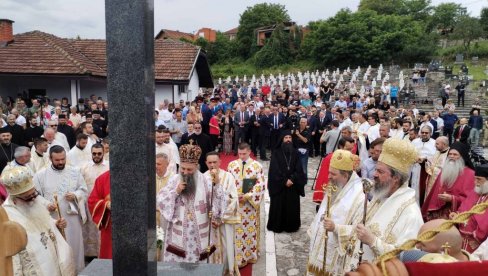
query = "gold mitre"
xmin=378 ymin=138 xmax=418 ymax=174
xmin=330 ymin=150 xmax=354 ymax=171
xmin=1 ymin=166 xmax=34 ymax=196
xmin=179 ymin=143 xmax=202 ymax=164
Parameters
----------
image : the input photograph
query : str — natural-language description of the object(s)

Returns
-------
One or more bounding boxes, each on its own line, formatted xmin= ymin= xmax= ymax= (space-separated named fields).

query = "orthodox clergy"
xmin=157 ymin=144 xmax=225 ymax=263
xmin=29 ymin=138 xmax=49 ymax=173
xmin=81 ymin=143 xmax=109 ymax=259
xmin=422 ymin=142 xmax=475 ymax=221
xmin=88 ymin=170 xmax=112 ymax=259
xmin=227 ymin=142 xmax=266 ymax=268
xmin=454 ymin=164 xmax=488 ymax=253
xmin=0 ymin=128 xmax=18 ymax=173
xmin=267 ymin=130 xmax=306 ymax=233
xmin=313 ymin=137 xmax=355 ymax=205
xmin=155 ymin=128 xmax=178 ymax=175
xmin=156 ymin=153 xmax=173 ymax=228
xmin=34 ymin=145 xmax=88 ymax=272
xmin=307 ymin=149 xmax=364 ymax=276
xmin=186 ymin=122 xmax=213 ymax=173
xmin=204 ymin=152 xmax=240 ymax=276
xmin=340 ymin=138 xmax=423 ymax=272
xmin=424 ymin=136 xmax=449 ymax=200
xmin=411 ymin=126 xmax=436 ymax=205
xmin=67 ymin=134 xmax=92 ymax=169
xmin=1 ymin=166 xmax=75 ymax=276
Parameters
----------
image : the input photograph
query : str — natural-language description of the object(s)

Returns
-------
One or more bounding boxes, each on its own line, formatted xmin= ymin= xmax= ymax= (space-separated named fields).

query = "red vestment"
xmin=421 ymin=167 xmax=475 ymax=221
xmin=457 ymin=192 xmax=488 ymax=253
xmin=312 ymin=154 xmax=333 ymax=203
xmin=88 ymin=171 xmax=112 ymax=259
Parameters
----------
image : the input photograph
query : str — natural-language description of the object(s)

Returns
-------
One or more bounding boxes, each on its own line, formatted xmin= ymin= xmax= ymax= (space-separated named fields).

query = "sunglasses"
xmin=17 ymin=190 xmax=40 ymax=202
xmin=92 ymin=152 xmax=103 ymax=156
xmin=49 ymin=124 xmax=58 ymax=127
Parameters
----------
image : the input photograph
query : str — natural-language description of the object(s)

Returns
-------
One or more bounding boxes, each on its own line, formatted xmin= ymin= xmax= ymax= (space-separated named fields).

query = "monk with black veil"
xmin=267 ymin=130 xmax=306 ymax=233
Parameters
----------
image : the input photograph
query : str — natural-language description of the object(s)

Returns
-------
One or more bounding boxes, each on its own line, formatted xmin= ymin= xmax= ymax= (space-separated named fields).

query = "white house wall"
xmin=0 ymin=76 xmax=71 ymax=100
xmin=155 ymin=84 xmax=173 ymax=107
xmin=188 ymin=69 xmax=199 ymax=101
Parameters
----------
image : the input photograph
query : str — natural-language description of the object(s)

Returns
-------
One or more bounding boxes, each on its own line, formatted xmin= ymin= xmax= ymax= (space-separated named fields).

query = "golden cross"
xmin=441 ymin=242 xmax=451 ymax=255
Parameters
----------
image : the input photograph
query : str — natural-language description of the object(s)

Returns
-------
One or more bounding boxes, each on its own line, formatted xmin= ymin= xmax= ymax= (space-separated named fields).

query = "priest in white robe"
xmin=205 ymin=152 xmax=240 ymax=276
xmin=80 ymin=143 xmax=109 ymax=258
xmin=411 ymin=125 xmax=436 ymax=205
xmin=34 ymin=145 xmax=88 ymax=273
xmin=29 ymin=138 xmax=50 ymax=173
xmin=424 ymin=136 xmax=449 ymax=200
xmin=2 ymin=165 xmax=76 ymax=276
xmin=67 ymin=134 xmax=92 ymax=169
xmin=157 ymin=144 xmax=225 ymax=263
xmin=156 ymin=129 xmax=178 ymax=174
xmin=338 ymin=138 xmax=423 ymax=273
xmin=307 ymin=150 xmax=364 ymax=276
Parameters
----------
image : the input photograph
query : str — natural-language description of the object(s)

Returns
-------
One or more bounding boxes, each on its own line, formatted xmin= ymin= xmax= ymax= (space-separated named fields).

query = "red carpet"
xmin=219 ymin=153 xmax=256 ymax=170
xmin=239 ymin=263 xmax=253 ymax=276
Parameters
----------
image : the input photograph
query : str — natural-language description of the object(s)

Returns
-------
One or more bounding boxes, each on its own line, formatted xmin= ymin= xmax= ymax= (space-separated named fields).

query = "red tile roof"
xmin=155 ymin=29 xmax=194 ymax=41
xmin=224 ymin=27 xmax=238 ymax=35
xmin=0 ymin=31 xmax=202 ymax=82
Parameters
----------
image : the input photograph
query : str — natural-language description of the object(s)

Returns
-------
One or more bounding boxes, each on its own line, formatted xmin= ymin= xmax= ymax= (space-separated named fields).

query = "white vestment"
xmin=205 ymin=169 xmax=240 ymax=275
xmin=307 ymin=172 xmax=364 ymax=276
xmin=424 ymin=150 xmax=448 ymax=198
xmin=366 ymin=124 xmax=380 ymax=143
xmin=34 ymin=165 xmax=88 ymax=273
xmin=55 ymin=132 xmax=70 ymax=152
xmin=29 ymin=150 xmax=50 ymax=173
xmin=157 ymin=172 xmax=225 ymax=263
xmin=340 ymin=185 xmax=423 ymax=273
xmin=155 ymin=143 xmax=178 ymax=175
xmin=81 ymin=160 xmax=110 ymax=257
xmin=410 ymin=138 xmax=436 ymax=203
xmin=389 ymin=128 xmax=404 ymax=140
xmin=67 ymin=146 xmax=92 ymax=169
xmin=4 ymin=197 xmax=76 ymax=276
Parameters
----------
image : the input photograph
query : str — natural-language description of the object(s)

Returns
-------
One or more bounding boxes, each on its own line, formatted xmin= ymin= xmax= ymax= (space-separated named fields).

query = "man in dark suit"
xmin=316 ymin=111 xmax=330 ymax=157
xmin=270 ymin=106 xmax=286 ymax=152
xmin=233 ymin=104 xmax=249 ymax=155
xmin=24 ymin=116 xmax=44 ymax=147
xmin=259 ymin=107 xmax=272 ymax=160
xmin=249 ymin=108 xmax=261 ymax=156
xmin=453 ymin=118 xmax=471 ymax=145
xmin=3 ymin=114 xmax=24 ymax=147
xmin=246 ymin=104 xmax=256 ymax=145
xmin=57 ymin=114 xmax=76 ymax=148
xmin=307 ymin=110 xmax=318 ymax=157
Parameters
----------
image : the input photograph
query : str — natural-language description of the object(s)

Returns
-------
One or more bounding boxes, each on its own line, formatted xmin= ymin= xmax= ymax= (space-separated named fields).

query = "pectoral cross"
xmin=441 ymin=242 xmax=451 ymax=255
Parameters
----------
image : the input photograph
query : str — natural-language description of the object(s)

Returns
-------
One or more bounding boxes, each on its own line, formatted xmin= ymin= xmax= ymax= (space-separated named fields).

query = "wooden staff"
xmin=53 ymin=194 xmax=66 ymax=240
xmin=322 ymin=184 xmax=336 ymax=274
xmin=358 ymin=179 xmax=373 ymax=265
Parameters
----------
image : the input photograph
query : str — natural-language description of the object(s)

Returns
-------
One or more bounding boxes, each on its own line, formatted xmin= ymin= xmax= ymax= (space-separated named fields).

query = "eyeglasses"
xmin=17 ymin=190 xmax=40 ymax=202
xmin=421 ymin=132 xmax=429 ymax=134
xmin=49 ymin=125 xmax=58 ymax=127
xmin=92 ymin=152 xmax=103 ymax=156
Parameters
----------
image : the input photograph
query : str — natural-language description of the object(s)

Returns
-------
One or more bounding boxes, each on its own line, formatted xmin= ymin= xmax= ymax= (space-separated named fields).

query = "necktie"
xmin=458 ymin=125 xmax=464 ymax=139
xmin=242 ymin=161 xmax=246 ymax=176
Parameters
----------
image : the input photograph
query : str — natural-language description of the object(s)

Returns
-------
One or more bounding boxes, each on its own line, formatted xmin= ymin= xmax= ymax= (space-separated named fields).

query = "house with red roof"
xmin=0 ymin=19 xmax=213 ymax=105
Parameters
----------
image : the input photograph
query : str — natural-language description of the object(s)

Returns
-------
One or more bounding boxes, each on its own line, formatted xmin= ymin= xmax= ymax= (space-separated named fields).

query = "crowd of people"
xmin=0 ymin=72 xmax=488 ymax=276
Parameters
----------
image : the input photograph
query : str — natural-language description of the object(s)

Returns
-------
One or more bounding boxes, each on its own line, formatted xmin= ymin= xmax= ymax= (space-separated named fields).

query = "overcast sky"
xmin=0 ymin=0 xmax=485 ymax=39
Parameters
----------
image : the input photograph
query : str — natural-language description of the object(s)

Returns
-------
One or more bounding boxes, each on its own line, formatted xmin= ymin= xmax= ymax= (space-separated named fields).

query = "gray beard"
xmin=180 ymin=172 xmax=198 ymax=197
xmin=372 ymin=178 xmax=390 ymax=201
xmin=440 ymin=158 xmax=465 ymax=188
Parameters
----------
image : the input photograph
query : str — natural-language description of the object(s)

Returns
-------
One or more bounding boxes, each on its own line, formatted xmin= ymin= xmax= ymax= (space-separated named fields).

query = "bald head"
xmin=416 ymin=219 xmax=462 ymax=256
xmin=435 ymin=136 xmax=449 ymax=152
xmin=44 ymin=128 xmax=56 ymax=142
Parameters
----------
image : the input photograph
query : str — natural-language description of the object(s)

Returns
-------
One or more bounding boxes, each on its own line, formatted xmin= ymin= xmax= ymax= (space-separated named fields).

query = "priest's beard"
xmin=282 ymin=142 xmax=294 ymax=154
xmin=475 ymin=181 xmax=488 ymax=195
xmin=372 ymin=177 xmax=390 ymax=201
xmin=440 ymin=158 xmax=465 ymax=188
xmin=15 ymin=197 xmax=53 ymax=232
xmin=328 ymin=177 xmax=347 ymax=202
xmin=181 ymin=172 xmax=197 ymax=197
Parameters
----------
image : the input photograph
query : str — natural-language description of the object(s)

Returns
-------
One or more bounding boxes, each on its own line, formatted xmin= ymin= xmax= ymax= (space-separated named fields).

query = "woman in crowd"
xmin=220 ymin=109 xmax=234 ymax=155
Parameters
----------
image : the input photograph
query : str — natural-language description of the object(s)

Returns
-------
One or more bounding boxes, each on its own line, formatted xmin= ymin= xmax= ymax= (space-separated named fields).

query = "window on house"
xmin=178 ymin=85 xmax=186 ymax=93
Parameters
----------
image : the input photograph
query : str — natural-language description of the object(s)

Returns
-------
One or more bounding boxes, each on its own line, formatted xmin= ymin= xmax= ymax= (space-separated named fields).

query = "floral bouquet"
xmin=156 ymin=226 xmax=165 ymax=261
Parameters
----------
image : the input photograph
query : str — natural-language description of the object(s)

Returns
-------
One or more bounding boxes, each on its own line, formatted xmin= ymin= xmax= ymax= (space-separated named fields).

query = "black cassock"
xmin=266 ymin=147 xmax=306 ymax=233
xmin=187 ymin=133 xmax=213 ymax=173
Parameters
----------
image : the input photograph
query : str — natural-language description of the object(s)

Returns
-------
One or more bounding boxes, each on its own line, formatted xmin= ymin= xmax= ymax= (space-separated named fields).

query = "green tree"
xmin=480 ymin=7 xmax=488 ymax=36
xmin=428 ymin=2 xmax=467 ymax=34
xmin=253 ymin=23 xmax=291 ymax=68
xmin=205 ymin=33 xmax=232 ymax=65
xmin=358 ymin=0 xmax=431 ymax=19
xmin=236 ymin=3 xmax=290 ymax=59
xmin=452 ymin=16 xmax=484 ymax=56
